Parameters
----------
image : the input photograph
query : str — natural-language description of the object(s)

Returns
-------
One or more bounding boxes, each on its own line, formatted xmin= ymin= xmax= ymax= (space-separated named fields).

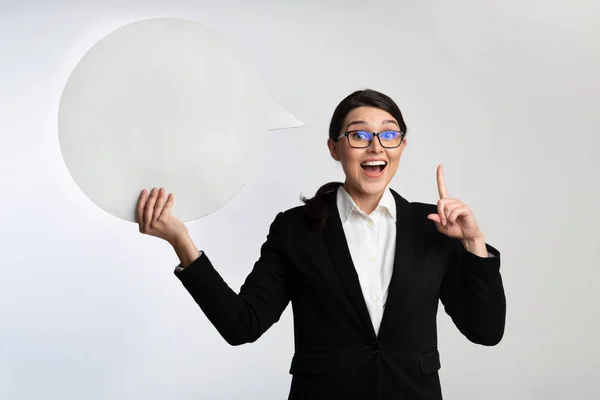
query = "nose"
xmin=368 ymin=135 xmax=384 ymax=153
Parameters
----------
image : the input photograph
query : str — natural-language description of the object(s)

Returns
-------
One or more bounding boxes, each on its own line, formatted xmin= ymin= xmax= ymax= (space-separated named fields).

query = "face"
xmin=327 ymin=106 xmax=407 ymax=201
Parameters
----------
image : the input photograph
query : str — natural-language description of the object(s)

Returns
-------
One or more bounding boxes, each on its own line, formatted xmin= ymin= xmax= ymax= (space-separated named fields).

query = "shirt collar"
xmin=337 ymin=185 xmax=397 ymax=223
xmin=379 ymin=187 xmax=397 ymax=222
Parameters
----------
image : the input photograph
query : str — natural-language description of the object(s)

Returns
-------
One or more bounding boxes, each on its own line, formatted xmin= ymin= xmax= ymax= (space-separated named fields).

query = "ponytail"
xmin=300 ymin=182 xmax=343 ymax=230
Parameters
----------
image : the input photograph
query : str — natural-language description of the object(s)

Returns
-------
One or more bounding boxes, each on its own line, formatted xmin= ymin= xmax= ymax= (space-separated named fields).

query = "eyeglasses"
xmin=336 ymin=130 xmax=405 ymax=148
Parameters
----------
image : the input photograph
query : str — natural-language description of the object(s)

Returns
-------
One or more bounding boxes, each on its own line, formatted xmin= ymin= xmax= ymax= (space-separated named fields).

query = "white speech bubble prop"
xmin=58 ymin=17 xmax=303 ymax=223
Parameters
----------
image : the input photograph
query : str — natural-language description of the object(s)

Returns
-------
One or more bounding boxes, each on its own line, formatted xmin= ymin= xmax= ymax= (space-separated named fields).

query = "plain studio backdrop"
xmin=1 ymin=0 xmax=599 ymax=399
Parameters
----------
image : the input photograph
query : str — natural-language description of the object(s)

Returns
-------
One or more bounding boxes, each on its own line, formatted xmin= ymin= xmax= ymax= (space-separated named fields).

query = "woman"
xmin=137 ymin=89 xmax=506 ymax=399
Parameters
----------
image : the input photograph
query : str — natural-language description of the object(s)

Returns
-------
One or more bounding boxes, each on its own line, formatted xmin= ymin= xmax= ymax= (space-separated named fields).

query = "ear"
xmin=398 ymin=138 xmax=408 ymax=156
xmin=327 ymin=138 xmax=341 ymax=161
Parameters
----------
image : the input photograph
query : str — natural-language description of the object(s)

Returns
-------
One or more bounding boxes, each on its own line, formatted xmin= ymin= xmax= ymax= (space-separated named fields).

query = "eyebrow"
xmin=346 ymin=119 xmax=399 ymax=130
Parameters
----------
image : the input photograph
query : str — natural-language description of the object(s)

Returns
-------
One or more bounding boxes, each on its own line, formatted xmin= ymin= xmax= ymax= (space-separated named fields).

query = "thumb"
xmin=427 ymin=213 xmax=441 ymax=224
xmin=427 ymin=214 xmax=445 ymax=231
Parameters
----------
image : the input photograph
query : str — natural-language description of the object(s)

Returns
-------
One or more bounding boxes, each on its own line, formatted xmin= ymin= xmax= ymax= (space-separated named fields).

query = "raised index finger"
xmin=437 ymin=164 xmax=449 ymax=199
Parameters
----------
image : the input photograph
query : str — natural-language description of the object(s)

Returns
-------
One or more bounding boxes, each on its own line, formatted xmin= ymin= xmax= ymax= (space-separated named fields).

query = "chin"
xmin=355 ymin=179 xmax=390 ymax=196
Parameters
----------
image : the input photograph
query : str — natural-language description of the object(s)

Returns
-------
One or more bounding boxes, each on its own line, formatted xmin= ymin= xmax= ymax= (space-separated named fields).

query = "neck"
xmin=343 ymin=182 xmax=386 ymax=215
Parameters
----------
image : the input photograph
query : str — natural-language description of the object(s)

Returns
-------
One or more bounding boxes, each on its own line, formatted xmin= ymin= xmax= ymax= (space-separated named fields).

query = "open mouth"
xmin=361 ymin=160 xmax=387 ymax=174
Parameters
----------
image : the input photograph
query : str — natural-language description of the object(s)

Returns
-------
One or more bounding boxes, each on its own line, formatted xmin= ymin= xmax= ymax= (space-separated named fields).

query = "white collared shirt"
xmin=336 ymin=186 xmax=397 ymax=335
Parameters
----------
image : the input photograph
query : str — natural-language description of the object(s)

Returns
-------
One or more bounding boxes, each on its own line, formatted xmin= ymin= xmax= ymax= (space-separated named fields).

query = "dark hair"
xmin=300 ymin=89 xmax=407 ymax=230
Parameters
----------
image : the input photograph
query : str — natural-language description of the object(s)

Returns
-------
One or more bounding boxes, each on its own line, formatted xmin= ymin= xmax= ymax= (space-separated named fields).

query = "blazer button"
xmin=368 ymin=342 xmax=379 ymax=353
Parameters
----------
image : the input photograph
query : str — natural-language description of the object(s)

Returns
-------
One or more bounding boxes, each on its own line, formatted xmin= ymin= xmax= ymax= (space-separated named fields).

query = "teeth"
xmin=361 ymin=160 xmax=387 ymax=166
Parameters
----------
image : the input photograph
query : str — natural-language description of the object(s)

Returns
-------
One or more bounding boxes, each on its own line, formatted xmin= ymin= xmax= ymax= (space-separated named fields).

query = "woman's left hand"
xmin=427 ymin=165 xmax=484 ymax=242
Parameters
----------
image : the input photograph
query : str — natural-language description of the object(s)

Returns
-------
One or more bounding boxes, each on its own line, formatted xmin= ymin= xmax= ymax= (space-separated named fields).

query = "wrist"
xmin=168 ymin=230 xmax=191 ymax=248
xmin=169 ymin=233 xmax=200 ymax=268
xmin=462 ymin=233 xmax=487 ymax=257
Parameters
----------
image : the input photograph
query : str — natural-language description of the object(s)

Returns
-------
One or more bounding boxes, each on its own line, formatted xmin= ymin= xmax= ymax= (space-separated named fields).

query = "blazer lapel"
xmin=377 ymin=189 xmax=424 ymax=341
xmin=323 ymin=192 xmax=377 ymax=338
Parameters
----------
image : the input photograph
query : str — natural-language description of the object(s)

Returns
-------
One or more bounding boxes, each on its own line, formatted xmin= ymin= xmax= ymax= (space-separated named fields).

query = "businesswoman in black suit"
xmin=137 ymin=89 xmax=506 ymax=399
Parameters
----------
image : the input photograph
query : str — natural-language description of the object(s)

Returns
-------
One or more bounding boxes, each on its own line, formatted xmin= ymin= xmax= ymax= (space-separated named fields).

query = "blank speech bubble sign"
xmin=58 ymin=17 xmax=303 ymax=223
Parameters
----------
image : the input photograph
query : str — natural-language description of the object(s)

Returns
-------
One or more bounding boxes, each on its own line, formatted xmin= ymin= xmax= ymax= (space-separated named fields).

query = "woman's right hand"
xmin=137 ymin=187 xmax=188 ymax=245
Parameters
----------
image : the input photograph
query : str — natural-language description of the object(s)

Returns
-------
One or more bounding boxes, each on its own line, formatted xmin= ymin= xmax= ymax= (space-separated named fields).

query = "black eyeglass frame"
xmin=336 ymin=130 xmax=406 ymax=148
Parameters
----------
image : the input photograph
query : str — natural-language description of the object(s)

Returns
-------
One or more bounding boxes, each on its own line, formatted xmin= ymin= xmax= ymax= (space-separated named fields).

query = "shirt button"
xmin=373 ymin=295 xmax=380 ymax=302
xmin=371 ymin=256 xmax=377 ymax=261
xmin=367 ymin=220 xmax=373 ymax=228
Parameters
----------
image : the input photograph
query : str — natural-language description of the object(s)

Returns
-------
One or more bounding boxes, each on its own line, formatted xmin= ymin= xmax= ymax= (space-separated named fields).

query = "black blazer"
xmin=176 ymin=188 xmax=506 ymax=399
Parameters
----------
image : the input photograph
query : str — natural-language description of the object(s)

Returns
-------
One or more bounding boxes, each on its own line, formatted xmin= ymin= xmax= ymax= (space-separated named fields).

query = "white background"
xmin=1 ymin=0 xmax=599 ymax=399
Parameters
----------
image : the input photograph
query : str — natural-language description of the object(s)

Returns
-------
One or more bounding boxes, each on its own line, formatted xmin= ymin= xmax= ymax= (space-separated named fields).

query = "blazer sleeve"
xmin=174 ymin=212 xmax=290 ymax=346
xmin=439 ymin=241 xmax=506 ymax=346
